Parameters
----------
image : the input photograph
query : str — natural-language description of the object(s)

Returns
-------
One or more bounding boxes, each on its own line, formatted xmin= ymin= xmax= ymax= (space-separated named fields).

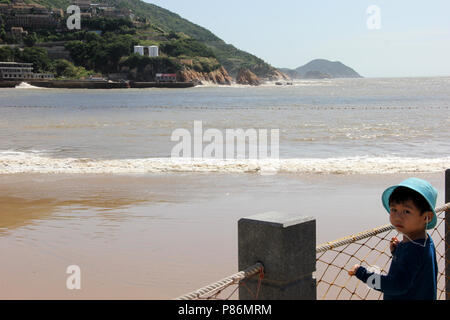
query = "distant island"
xmin=279 ymin=59 xmax=362 ymax=79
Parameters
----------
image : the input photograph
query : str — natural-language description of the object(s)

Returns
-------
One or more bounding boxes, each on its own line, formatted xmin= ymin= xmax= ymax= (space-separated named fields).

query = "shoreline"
xmin=2 ymin=76 xmax=448 ymax=90
xmin=0 ymin=80 xmax=197 ymax=89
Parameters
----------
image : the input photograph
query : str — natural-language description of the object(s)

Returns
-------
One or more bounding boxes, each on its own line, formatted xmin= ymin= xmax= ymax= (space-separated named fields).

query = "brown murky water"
xmin=0 ymin=172 xmax=445 ymax=299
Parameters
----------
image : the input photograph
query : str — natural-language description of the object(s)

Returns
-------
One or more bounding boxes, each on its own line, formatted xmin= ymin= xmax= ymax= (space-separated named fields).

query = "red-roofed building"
xmin=156 ymin=73 xmax=177 ymax=82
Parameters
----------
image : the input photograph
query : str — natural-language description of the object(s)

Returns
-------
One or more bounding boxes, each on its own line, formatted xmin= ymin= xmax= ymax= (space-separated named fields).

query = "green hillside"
xmin=27 ymin=0 xmax=281 ymax=78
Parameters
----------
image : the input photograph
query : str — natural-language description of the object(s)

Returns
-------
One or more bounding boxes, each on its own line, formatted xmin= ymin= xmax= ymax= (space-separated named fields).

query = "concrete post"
xmin=446 ymin=169 xmax=450 ymax=300
xmin=238 ymin=212 xmax=316 ymax=300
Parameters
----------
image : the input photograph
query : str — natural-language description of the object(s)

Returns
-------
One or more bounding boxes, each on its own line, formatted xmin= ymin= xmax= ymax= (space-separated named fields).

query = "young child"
xmin=348 ymin=178 xmax=439 ymax=300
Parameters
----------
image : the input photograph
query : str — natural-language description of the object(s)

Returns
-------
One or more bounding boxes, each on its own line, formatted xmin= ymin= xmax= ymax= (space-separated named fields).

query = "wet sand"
xmin=0 ymin=172 xmax=446 ymax=299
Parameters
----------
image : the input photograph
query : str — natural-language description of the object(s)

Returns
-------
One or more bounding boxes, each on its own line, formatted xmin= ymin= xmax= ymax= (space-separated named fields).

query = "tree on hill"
xmin=0 ymin=46 xmax=14 ymax=61
xmin=119 ymin=53 xmax=180 ymax=81
xmin=23 ymin=32 xmax=38 ymax=47
xmin=30 ymin=0 xmax=283 ymax=79
xmin=18 ymin=47 xmax=52 ymax=73
xmin=159 ymin=38 xmax=215 ymax=58
xmin=53 ymin=59 xmax=93 ymax=78
xmin=65 ymin=32 xmax=137 ymax=73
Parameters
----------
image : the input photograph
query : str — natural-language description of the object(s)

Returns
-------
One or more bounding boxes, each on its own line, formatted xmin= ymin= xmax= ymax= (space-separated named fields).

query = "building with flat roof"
xmin=73 ymin=0 xmax=91 ymax=10
xmin=10 ymin=27 xmax=28 ymax=38
xmin=73 ymin=1 xmax=135 ymax=20
xmin=134 ymin=45 xmax=159 ymax=57
xmin=156 ymin=73 xmax=177 ymax=82
xmin=0 ymin=62 xmax=54 ymax=80
xmin=0 ymin=2 xmax=59 ymax=30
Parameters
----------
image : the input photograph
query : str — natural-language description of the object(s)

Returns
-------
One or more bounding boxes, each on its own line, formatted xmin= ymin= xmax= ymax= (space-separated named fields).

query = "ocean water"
xmin=1 ymin=77 xmax=449 ymax=299
xmin=1 ymin=77 xmax=449 ymax=175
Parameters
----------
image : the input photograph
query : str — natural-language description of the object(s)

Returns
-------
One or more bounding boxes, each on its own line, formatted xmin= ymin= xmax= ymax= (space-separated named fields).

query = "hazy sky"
xmin=145 ymin=1 xmax=450 ymax=78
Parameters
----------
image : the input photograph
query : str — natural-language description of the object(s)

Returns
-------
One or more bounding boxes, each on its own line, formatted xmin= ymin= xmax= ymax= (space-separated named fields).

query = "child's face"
xmin=389 ymin=199 xmax=430 ymax=237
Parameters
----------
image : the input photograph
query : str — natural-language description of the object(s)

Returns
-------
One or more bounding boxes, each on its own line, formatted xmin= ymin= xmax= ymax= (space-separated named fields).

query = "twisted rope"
xmin=175 ymin=203 xmax=449 ymax=300
xmin=316 ymin=202 xmax=450 ymax=300
xmin=175 ymin=263 xmax=263 ymax=300
xmin=316 ymin=203 xmax=450 ymax=253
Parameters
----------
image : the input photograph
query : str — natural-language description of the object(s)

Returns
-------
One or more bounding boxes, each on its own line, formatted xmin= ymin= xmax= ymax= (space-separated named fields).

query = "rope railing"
xmin=316 ymin=224 xmax=395 ymax=254
xmin=176 ymin=202 xmax=449 ymax=300
xmin=315 ymin=202 xmax=450 ymax=300
xmin=316 ymin=203 xmax=450 ymax=253
xmin=175 ymin=263 xmax=264 ymax=300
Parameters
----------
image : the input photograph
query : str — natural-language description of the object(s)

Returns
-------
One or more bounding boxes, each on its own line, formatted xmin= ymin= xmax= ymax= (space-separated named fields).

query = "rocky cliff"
xmin=264 ymin=69 xmax=291 ymax=81
xmin=31 ymin=0 xmax=292 ymax=82
xmin=236 ymin=69 xmax=261 ymax=86
xmin=179 ymin=66 xmax=233 ymax=85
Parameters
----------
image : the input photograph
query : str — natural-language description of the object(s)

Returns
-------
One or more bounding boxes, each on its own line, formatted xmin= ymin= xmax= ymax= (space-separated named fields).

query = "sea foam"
xmin=14 ymin=82 xmax=45 ymax=89
xmin=0 ymin=151 xmax=449 ymax=174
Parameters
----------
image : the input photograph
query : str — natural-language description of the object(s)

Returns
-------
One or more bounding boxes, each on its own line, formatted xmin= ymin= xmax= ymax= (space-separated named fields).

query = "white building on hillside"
xmin=134 ymin=45 xmax=159 ymax=57
xmin=148 ymin=45 xmax=159 ymax=57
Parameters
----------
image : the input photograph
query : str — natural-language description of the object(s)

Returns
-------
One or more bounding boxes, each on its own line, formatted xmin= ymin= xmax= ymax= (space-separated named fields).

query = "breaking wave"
xmin=14 ymin=82 xmax=45 ymax=89
xmin=0 ymin=151 xmax=449 ymax=175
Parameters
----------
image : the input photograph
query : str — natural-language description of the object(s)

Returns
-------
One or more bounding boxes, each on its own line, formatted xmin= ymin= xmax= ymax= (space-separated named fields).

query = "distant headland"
xmin=0 ymin=0 xmax=289 ymax=86
xmin=279 ymin=59 xmax=363 ymax=79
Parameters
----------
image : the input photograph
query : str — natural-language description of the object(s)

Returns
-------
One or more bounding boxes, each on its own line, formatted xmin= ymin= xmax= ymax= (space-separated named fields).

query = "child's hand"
xmin=390 ymin=237 xmax=399 ymax=253
xmin=348 ymin=264 xmax=360 ymax=276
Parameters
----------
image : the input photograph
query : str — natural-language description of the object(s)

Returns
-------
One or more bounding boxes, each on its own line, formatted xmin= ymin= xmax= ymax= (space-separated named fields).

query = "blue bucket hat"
xmin=382 ymin=178 xmax=438 ymax=230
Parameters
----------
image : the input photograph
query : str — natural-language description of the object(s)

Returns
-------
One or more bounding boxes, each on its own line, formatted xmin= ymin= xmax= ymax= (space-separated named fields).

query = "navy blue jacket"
xmin=355 ymin=235 xmax=438 ymax=300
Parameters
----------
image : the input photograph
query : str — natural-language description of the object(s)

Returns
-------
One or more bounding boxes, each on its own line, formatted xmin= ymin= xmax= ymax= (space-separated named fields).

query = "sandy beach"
xmin=0 ymin=171 xmax=446 ymax=299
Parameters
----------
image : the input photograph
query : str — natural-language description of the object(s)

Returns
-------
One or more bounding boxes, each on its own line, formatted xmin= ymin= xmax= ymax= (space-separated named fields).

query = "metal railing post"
xmin=445 ymin=169 xmax=450 ymax=300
